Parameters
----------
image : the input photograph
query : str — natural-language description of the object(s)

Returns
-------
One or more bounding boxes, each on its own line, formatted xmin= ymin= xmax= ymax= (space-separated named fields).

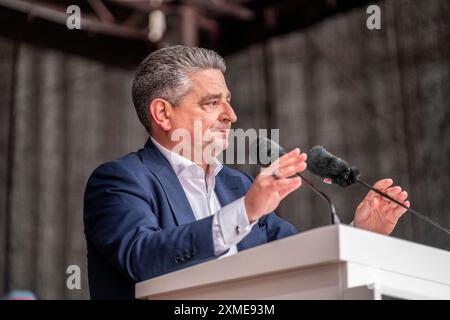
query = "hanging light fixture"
xmin=147 ymin=0 xmax=166 ymax=42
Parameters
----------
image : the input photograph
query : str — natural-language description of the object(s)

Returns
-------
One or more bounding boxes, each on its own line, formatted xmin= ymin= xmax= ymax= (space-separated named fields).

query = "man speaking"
xmin=83 ymin=46 xmax=410 ymax=299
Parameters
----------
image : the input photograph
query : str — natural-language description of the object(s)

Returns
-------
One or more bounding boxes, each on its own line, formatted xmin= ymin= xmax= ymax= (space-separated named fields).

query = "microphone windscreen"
xmin=306 ymin=146 xmax=360 ymax=187
xmin=249 ymin=136 xmax=286 ymax=167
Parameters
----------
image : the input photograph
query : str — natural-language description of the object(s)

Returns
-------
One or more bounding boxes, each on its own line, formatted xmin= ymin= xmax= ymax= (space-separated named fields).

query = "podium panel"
xmin=135 ymin=225 xmax=450 ymax=300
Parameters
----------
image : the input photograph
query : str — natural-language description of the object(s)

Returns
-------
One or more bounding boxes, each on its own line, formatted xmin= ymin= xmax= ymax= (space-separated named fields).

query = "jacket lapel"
xmin=214 ymin=171 xmax=246 ymax=207
xmin=140 ymin=138 xmax=265 ymax=250
xmin=215 ymin=170 xmax=265 ymax=251
xmin=140 ymin=138 xmax=196 ymax=225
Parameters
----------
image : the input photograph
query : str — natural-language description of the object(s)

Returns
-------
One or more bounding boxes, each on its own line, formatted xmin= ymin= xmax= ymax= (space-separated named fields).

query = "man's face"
xmin=169 ymin=69 xmax=237 ymax=161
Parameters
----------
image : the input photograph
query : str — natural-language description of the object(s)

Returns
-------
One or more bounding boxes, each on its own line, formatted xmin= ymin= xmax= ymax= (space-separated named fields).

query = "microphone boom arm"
xmin=355 ymin=178 xmax=450 ymax=234
xmin=297 ymin=173 xmax=341 ymax=225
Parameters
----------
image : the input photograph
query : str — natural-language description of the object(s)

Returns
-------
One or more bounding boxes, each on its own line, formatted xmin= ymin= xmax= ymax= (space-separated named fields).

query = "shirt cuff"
xmin=212 ymin=197 xmax=257 ymax=256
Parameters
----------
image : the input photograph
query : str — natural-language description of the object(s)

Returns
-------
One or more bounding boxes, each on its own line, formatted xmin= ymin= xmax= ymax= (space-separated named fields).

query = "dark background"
xmin=0 ymin=0 xmax=449 ymax=299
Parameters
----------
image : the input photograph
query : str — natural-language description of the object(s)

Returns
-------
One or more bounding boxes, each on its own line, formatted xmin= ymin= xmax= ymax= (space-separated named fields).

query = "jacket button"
xmin=175 ymin=256 xmax=184 ymax=264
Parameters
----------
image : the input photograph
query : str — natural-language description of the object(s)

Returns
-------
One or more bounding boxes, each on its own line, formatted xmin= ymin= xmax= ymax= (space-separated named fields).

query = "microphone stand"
xmin=296 ymin=173 xmax=341 ymax=225
xmin=355 ymin=178 xmax=450 ymax=234
xmin=255 ymin=140 xmax=341 ymax=225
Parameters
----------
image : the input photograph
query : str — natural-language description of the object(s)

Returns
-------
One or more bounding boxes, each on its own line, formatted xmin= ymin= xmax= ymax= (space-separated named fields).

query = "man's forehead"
xmin=188 ymin=69 xmax=230 ymax=97
xmin=200 ymin=91 xmax=232 ymax=100
xmin=190 ymin=70 xmax=224 ymax=83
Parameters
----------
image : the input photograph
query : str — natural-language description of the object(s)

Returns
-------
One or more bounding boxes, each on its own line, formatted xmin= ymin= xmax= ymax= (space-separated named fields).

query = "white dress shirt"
xmin=151 ymin=137 xmax=257 ymax=258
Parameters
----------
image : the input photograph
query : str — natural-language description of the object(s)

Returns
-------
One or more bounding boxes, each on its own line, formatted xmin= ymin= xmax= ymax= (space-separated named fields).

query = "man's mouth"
xmin=211 ymin=127 xmax=230 ymax=133
xmin=212 ymin=129 xmax=229 ymax=137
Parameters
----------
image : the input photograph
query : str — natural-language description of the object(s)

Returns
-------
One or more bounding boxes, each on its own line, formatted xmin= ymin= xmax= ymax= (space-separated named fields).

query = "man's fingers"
xmin=272 ymin=148 xmax=306 ymax=165
xmin=386 ymin=186 xmax=402 ymax=196
xmin=261 ymin=149 xmax=300 ymax=175
xmin=373 ymin=178 xmax=394 ymax=190
xmin=273 ymin=176 xmax=302 ymax=188
xmin=274 ymin=148 xmax=300 ymax=164
xmin=387 ymin=191 xmax=408 ymax=208
xmin=271 ymin=156 xmax=305 ymax=173
xmin=278 ymin=177 xmax=302 ymax=198
xmin=273 ymin=152 xmax=306 ymax=170
xmin=274 ymin=162 xmax=307 ymax=179
xmin=393 ymin=200 xmax=410 ymax=218
xmin=262 ymin=151 xmax=307 ymax=177
xmin=279 ymin=153 xmax=307 ymax=168
xmin=365 ymin=178 xmax=395 ymax=200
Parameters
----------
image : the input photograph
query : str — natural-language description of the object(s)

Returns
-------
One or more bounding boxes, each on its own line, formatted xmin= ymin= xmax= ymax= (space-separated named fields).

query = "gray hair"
xmin=132 ymin=45 xmax=226 ymax=133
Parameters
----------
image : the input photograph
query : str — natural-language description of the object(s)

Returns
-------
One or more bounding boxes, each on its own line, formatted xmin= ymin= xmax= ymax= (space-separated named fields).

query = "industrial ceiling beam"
xmin=87 ymin=0 xmax=115 ymax=23
xmin=0 ymin=0 xmax=146 ymax=40
xmin=0 ymin=0 xmax=380 ymax=67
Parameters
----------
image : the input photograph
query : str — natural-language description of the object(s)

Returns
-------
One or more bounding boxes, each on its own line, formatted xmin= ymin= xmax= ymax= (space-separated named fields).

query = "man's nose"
xmin=221 ymin=101 xmax=237 ymax=123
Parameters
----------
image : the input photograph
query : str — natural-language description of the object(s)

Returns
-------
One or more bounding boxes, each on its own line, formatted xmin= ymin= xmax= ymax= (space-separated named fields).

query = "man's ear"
xmin=149 ymin=98 xmax=172 ymax=132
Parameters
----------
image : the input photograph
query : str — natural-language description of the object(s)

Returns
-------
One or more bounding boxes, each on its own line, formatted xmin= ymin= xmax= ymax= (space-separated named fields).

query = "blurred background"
xmin=0 ymin=0 xmax=448 ymax=299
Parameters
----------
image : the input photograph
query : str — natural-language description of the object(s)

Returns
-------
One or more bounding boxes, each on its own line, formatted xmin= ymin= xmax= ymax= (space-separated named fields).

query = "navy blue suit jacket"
xmin=83 ymin=138 xmax=298 ymax=299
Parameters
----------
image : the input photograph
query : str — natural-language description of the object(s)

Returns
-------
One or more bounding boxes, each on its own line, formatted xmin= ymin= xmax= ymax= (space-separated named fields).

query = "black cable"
xmin=356 ymin=178 xmax=450 ymax=234
xmin=296 ymin=173 xmax=341 ymax=225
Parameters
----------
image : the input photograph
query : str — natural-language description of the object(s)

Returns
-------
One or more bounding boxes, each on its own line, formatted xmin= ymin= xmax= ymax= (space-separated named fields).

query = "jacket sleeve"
xmin=240 ymin=172 xmax=299 ymax=241
xmin=83 ymin=161 xmax=216 ymax=282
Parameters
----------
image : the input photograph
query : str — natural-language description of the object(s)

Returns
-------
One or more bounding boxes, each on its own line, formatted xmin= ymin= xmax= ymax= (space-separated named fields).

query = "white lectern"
xmin=136 ymin=225 xmax=450 ymax=300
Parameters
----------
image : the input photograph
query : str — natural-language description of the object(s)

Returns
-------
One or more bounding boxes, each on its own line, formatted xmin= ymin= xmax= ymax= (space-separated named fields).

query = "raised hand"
xmin=244 ymin=148 xmax=307 ymax=222
xmin=354 ymin=178 xmax=410 ymax=235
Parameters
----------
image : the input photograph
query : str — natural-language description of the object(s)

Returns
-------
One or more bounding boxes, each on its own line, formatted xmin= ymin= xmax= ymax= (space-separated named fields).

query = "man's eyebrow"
xmin=198 ymin=92 xmax=231 ymax=103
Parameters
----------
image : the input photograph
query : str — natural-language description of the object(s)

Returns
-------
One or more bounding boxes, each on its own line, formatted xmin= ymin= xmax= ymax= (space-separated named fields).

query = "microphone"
xmin=306 ymin=146 xmax=450 ymax=234
xmin=249 ymin=137 xmax=341 ymax=224
xmin=306 ymin=146 xmax=360 ymax=187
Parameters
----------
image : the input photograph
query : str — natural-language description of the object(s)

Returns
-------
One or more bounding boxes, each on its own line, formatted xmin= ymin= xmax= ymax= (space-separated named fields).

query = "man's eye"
xmin=206 ymin=100 xmax=218 ymax=108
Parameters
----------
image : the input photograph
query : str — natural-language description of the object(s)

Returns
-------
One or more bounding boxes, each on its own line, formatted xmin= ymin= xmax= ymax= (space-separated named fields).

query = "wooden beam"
xmin=87 ymin=0 xmax=115 ymax=23
xmin=180 ymin=5 xmax=198 ymax=46
xmin=185 ymin=0 xmax=255 ymax=21
xmin=197 ymin=14 xmax=220 ymax=35
xmin=105 ymin=0 xmax=175 ymax=14
xmin=0 ymin=0 xmax=147 ymax=40
xmin=107 ymin=0 xmax=254 ymax=20
xmin=123 ymin=11 xmax=146 ymax=27
xmin=0 ymin=4 xmax=151 ymax=67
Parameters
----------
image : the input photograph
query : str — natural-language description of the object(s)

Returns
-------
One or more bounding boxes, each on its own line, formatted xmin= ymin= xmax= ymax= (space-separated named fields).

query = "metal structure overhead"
xmin=0 ymin=0 xmax=374 ymax=66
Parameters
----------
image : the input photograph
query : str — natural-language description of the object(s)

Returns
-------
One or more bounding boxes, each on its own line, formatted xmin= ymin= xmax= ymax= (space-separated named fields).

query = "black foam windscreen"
xmin=306 ymin=146 xmax=360 ymax=187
